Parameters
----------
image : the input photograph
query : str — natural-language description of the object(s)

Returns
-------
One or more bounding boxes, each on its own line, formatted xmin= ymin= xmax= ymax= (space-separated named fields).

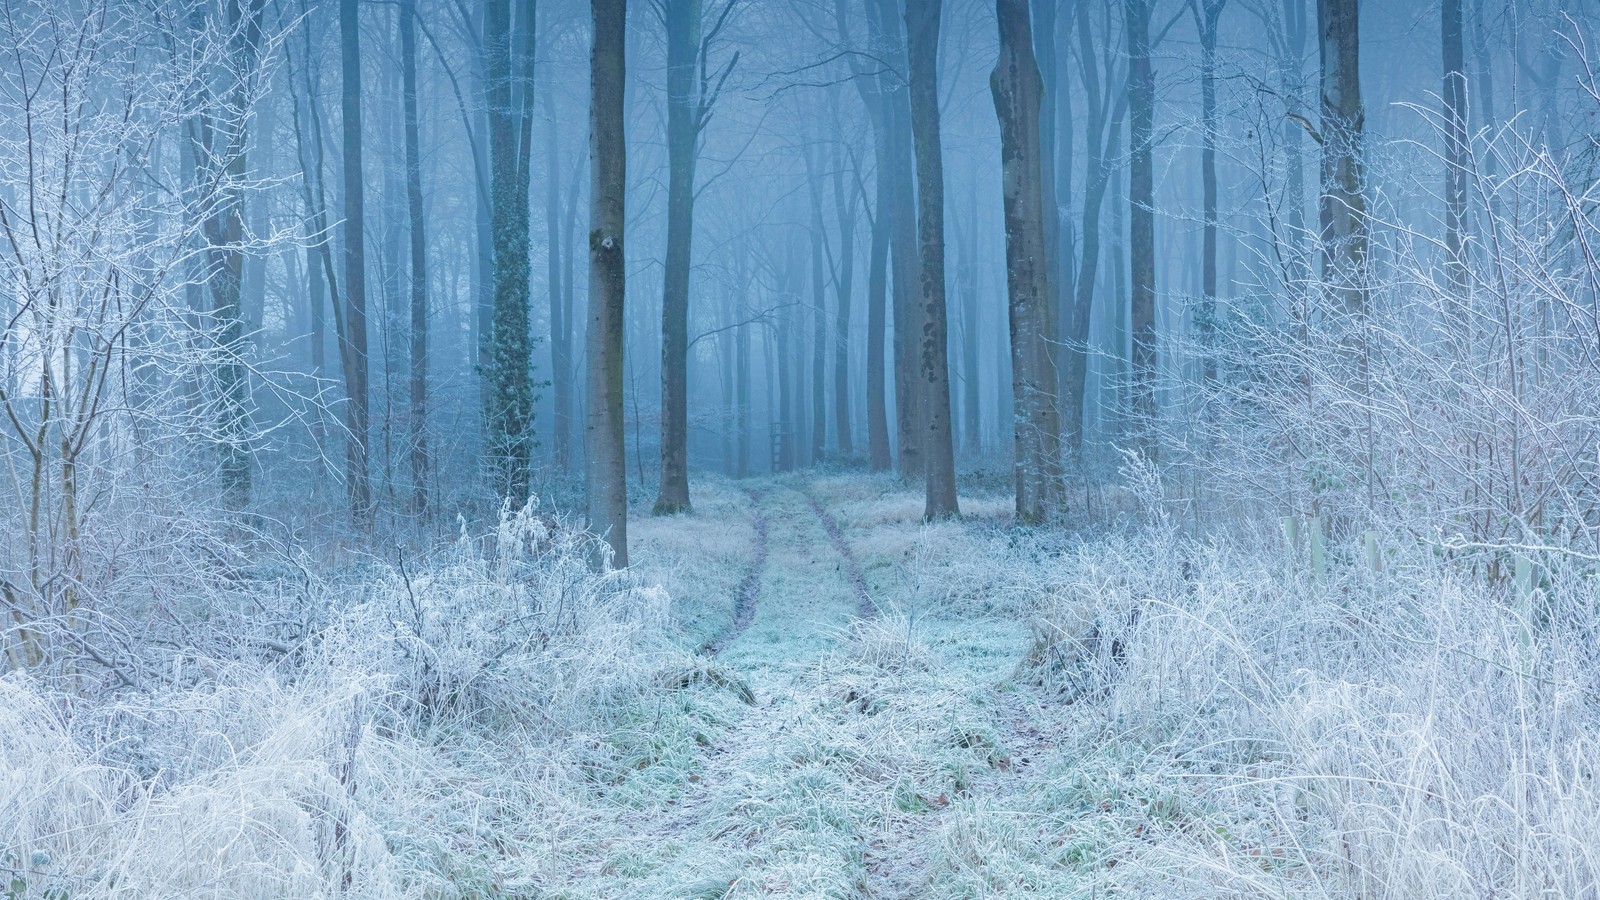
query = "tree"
xmin=1063 ymin=0 xmax=1127 ymax=453
xmin=195 ymin=0 xmax=266 ymax=513
xmin=828 ymin=126 xmax=859 ymax=459
xmin=1442 ymin=0 xmax=1468 ymax=300
xmin=1194 ymin=0 xmax=1227 ymax=385
xmin=905 ymin=0 xmax=959 ymax=519
xmin=1126 ymin=0 xmax=1157 ymax=450
xmin=804 ymin=133 xmax=829 ymax=465
xmin=1318 ymin=0 xmax=1365 ymax=321
xmin=545 ymin=85 xmax=572 ymax=473
xmin=485 ymin=0 xmax=538 ymax=502
xmin=588 ymin=0 xmax=630 ymax=567
xmin=991 ymin=0 xmax=1061 ymax=523
xmin=834 ymin=0 xmax=893 ymax=470
xmin=340 ymin=0 xmax=373 ymax=524
xmin=400 ymin=0 xmax=430 ymax=514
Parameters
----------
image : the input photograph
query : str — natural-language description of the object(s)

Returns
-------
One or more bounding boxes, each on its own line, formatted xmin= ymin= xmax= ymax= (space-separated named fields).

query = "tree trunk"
xmin=545 ymin=84 xmax=572 ymax=472
xmin=588 ymin=0 xmax=630 ymax=568
xmin=1064 ymin=0 xmax=1126 ymax=453
xmin=1442 ymin=0 xmax=1468 ymax=299
xmin=400 ymin=0 xmax=430 ymax=515
xmin=1125 ymin=0 xmax=1157 ymax=452
xmin=959 ymin=182 xmax=981 ymax=456
xmin=1197 ymin=0 xmax=1225 ymax=386
xmin=829 ymin=132 xmax=857 ymax=458
xmin=868 ymin=0 xmax=924 ymax=480
xmin=806 ymin=140 xmax=829 ymax=464
xmin=992 ymin=0 xmax=1061 ymax=523
xmin=339 ymin=0 xmax=373 ymax=524
xmin=905 ymin=0 xmax=959 ymax=518
xmin=654 ymin=0 xmax=700 ymax=513
xmin=200 ymin=0 xmax=266 ymax=513
xmin=836 ymin=0 xmax=893 ymax=471
xmin=1318 ymin=0 xmax=1366 ymax=322
xmin=735 ymin=240 xmax=752 ymax=477
xmin=485 ymin=0 xmax=537 ymax=502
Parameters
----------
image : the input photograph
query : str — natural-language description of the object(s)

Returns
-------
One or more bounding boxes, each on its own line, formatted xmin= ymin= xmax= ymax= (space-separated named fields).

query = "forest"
xmin=2 ymin=0 xmax=1599 ymax=895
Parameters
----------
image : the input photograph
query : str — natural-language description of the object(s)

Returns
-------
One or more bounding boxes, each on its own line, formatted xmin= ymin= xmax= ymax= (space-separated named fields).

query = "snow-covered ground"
xmin=4 ymin=471 xmax=1597 ymax=897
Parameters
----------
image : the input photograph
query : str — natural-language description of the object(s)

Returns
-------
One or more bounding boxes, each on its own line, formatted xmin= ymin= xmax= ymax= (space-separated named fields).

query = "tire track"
xmin=706 ymin=489 xmax=769 ymax=655
xmin=805 ymin=491 xmax=876 ymax=619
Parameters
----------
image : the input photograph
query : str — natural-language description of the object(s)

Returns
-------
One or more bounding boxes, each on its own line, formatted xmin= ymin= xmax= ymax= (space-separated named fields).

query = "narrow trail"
xmin=804 ymin=490 xmax=875 ymax=619
xmin=584 ymin=477 xmax=1035 ymax=898
xmin=706 ymin=489 xmax=769 ymax=655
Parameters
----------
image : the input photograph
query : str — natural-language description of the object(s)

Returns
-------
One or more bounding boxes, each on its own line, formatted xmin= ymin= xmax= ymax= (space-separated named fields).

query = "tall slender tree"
xmin=1318 ymin=0 xmax=1366 ymax=322
xmin=867 ymin=0 xmax=924 ymax=480
xmin=197 ymin=0 xmax=267 ymax=512
xmin=544 ymin=84 xmax=572 ymax=472
xmin=485 ymin=0 xmax=538 ymax=501
xmin=340 ymin=0 xmax=373 ymax=524
xmin=905 ymin=0 xmax=959 ymax=518
xmin=1442 ymin=0 xmax=1468 ymax=300
xmin=992 ymin=0 xmax=1061 ymax=523
xmin=399 ymin=0 xmax=430 ymax=514
xmin=588 ymin=0 xmax=630 ymax=567
xmin=829 ymin=129 xmax=858 ymax=459
xmin=1194 ymin=0 xmax=1226 ymax=385
xmin=654 ymin=0 xmax=702 ymax=512
xmin=656 ymin=0 xmax=737 ymax=512
xmin=1125 ymin=0 xmax=1157 ymax=450
xmin=834 ymin=0 xmax=892 ymax=470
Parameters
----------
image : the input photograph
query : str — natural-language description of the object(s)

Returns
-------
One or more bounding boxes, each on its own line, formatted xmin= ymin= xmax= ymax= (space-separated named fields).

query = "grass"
xmin=3 ymin=471 xmax=1596 ymax=897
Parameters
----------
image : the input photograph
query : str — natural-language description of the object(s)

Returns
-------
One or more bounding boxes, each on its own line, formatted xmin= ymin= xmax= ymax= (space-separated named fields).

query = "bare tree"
xmin=1194 ymin=0 xmax=1227 ymax=385
xmin=1443 ymin=0 xmax=1468 ymax=299
xmin=905 ymin=0 xmax=959 ymax=518
xmin=340 ymin=0 xmax=373 ymax=524
xmin=588 ymin=0 xmax=630 ymax=567
xmin=484 ymin=0 xmax=538 ymax=502
xmin=1125 ymin=0 xmax=1156 ymax=450
xmin=400 ymin=0 xmax=430 ymax=514
xmin=991 ymin=0 xmax=1061 ymax=523
xmin=655 ymin=0 xmax=737 ymax=513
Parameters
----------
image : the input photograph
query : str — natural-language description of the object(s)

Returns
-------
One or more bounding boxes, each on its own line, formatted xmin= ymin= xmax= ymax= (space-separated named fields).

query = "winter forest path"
xmin=573 ymin=474 xmax=1043 ymax=899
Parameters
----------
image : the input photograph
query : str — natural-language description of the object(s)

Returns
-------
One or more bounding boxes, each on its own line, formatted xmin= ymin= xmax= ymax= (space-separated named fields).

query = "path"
xmin=574 ymin=476 xmax=1036 ymax=898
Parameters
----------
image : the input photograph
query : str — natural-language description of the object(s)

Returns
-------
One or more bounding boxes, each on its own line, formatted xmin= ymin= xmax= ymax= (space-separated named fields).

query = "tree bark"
xmin=835 ymin=0 xmax=893 ymax=470
xmin=400 ymin=0 xmax=430 ymax=515
xmin=654 ymin=0 xmax=701 ymax=513
xmin=905 ymin=0 xmax=959 ymax=518
xmin=1442 ymin=0 xmax=1468 ymax=300
xmin=1196 ymin=0 xmax=1225 ymax=386
xmin=867 ymin=0 xmax=924 ymax=480
xmin=545 ymin=84 xmax=572 ymax=472
xmin=1126 ymin=0 xmax=1157 ymax=452
xmin=829 ymin=132 xmax=857 ymax=458
xmin=485 ymin=0 xmax=537 ymax=502
xmin=588 ymin=0 xmax=630 ymax=568
xmin=992 ymin=0 xmax=1061 ymax=523
xmin=198 ymin=0 xmax=266 ymax=513
xmin=339 ymin=0 xmax=373 ymax=524
xmin=1064 ymin=0 xmax=1126 ymax=453
xmin=1318 ymin=0 xmax=1367 ymax=322
xmin=805 ymin=139 xmax=829 ymax=464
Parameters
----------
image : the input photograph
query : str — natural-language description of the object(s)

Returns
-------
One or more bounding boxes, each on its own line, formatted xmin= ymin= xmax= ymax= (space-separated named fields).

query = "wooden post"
xmin=1308 ymin=517 xmax=1326 ymax=586
xmin=1363 ymin=530 xmax=1382 ymax=573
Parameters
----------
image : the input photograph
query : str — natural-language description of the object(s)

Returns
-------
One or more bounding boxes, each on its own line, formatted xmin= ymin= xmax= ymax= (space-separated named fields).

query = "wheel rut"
xmin=804 ymin=491 xmax=875 ymax=619
xmin=706 ymin=488 xmax=769 ymax=655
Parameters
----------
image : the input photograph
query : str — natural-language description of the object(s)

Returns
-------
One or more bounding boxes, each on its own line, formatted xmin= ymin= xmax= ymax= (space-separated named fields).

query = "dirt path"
xmin=706 ymin=489 xmax=769 ymax=655
xmin=576 ymin=477 xmax=1034 ymax=898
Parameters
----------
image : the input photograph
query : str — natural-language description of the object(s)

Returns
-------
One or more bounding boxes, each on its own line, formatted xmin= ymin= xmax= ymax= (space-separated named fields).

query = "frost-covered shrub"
xmin=1013 ymin=524 xmax=1600 ymax=897
xmin=0 ymin=499 xmax=680 ymax=898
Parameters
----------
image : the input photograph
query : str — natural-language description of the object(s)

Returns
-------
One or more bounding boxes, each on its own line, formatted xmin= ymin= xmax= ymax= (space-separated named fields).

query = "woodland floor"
xmin=535 ymin=472 xmax=1105 ymax=898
